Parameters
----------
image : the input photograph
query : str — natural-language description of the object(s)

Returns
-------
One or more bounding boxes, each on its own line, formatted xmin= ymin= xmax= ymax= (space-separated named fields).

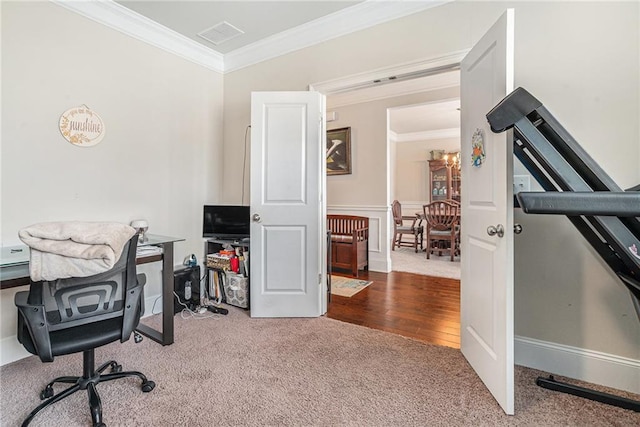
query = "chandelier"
xmin=444 ymin=152 xmax=461 ymax=170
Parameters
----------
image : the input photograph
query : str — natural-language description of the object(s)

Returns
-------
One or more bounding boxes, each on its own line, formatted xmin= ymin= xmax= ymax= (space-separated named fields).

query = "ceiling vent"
xmin=197 ymin=21 xmax=244 ymax=46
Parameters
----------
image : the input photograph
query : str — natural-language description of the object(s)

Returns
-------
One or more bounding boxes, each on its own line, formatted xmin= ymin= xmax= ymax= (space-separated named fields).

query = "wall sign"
xmin=59 ymin=105 xmax=105 ymax=147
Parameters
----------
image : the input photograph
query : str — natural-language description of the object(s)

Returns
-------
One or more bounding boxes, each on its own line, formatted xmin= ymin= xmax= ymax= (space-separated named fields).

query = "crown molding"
xmin=52 ymin=0 xmax=452 ymax=75
xmin=391 ymin=128 xmax=460 ymax=143
xmin=51 ymin=0 xmax=225 ymax=73
xmin=224 ymin=0 xmax=452 ymax=73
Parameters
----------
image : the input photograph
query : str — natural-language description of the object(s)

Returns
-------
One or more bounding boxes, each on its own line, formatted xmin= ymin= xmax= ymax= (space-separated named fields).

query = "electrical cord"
xmin=174 ymin=291 xmax=225 ymax=319
xmin=241 ymin=125 xmax=250 ymax=204
xmin=150 ymin=288 xmax=226 ymax=319
xmin=150 ymin=295 xmax=162 ymax=315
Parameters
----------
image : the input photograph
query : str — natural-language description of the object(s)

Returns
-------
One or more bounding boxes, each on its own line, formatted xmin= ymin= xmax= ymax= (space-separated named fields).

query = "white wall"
xmin=1 ymin=2 xmax=224 ymax=362
xmin=222 ymin=0 xmax=640 ymax=390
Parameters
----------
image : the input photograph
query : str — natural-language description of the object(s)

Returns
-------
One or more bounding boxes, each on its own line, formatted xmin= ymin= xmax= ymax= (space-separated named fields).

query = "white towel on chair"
xmin=18 ymin=222 xmax=136 ymax=281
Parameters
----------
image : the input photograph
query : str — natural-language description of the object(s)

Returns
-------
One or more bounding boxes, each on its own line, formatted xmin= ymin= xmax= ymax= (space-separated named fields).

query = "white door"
xmin=250 ymin=91 xmax=326 ymax=317
xmin=460 ymin=10 xmax=515 ymax=414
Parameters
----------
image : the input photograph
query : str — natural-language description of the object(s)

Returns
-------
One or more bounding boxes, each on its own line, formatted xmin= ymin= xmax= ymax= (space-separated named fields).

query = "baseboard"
xmin=368 ymin=258 xmax=390 ymax=273
xmin=515 ymin=335 xmax=640 ymax=394
xmin=0 ymin=335 xmax=31 ymax=366
xmin=143 ymin=293 xmax=163 ymax=317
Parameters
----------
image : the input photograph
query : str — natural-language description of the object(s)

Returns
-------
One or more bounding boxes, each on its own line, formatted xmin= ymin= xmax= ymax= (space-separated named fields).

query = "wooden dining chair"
xmin=391 ymin=200 xmax=423 ymax=252
xmin=422 ymin=200 xmax=460 ymax=261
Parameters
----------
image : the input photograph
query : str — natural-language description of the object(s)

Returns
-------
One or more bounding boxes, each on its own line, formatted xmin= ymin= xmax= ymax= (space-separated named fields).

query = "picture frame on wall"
xmin=326 ymin=127 xmax=351 ymax=175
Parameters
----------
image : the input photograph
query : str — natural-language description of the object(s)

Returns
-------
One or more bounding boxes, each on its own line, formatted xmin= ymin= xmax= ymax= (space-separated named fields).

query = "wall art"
xmin=59 ymin=105 xmax=105 ymax=147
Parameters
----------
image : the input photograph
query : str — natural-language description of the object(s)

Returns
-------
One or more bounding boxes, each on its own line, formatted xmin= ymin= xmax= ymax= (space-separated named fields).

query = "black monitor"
xmin=203 ymin=205 xmax=250 ymax=239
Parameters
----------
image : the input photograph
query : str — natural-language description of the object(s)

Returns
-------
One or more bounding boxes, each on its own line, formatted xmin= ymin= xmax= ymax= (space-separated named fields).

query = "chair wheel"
xmin=95 ymin=423 xmax=106 ymax=427
xmin=40 ymin=385 xmax=54 ymax=400
xmin=112 ymin=364 xmax=122 ymax=373
xmin=141 ymin=380 xmax=155 ymax=393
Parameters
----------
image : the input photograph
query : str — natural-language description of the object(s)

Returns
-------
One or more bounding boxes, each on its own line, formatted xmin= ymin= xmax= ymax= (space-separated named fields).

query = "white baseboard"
xmin=0 ymin=335 xmax=31 ymax=366
xmin=143 ymin=293 xmax=163 ymax=317
xmin=515 ymin=335 xmax=640 ymax=394
xmin=368 ymin=259 xmax=390 ymax=273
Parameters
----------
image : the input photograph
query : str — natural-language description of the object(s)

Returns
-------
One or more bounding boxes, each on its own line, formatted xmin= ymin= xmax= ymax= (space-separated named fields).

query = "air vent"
xmin=197 ymin=21 xmax=244 ymax=46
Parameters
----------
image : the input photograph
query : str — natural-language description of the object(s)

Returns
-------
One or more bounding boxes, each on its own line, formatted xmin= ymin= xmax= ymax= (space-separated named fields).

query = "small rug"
xmin=330 ymin=275 xmax=372 ymax=297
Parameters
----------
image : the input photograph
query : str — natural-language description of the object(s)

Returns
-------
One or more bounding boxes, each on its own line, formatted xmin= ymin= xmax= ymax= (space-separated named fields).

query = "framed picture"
xmin=326 ymin=127 xmax=351 ymax=175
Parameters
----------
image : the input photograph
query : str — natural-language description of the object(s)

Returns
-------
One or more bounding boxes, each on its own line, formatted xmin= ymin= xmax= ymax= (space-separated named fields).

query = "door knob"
xmin=252 ymin=213 xmax=261 ymax=223
xmin=487 ymin=224 xmax=505 ymax=238
xmin=514 ymin=224 xmax=523 ymax=234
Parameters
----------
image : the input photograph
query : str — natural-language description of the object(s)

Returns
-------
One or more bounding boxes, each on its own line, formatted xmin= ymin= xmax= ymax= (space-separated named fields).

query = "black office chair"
xmin=15 ymin=235 xmax=155 ymax=427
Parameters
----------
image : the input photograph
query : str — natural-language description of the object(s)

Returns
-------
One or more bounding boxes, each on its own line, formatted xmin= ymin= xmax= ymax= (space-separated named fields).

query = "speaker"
xmin=173 ymin=265 xmax=200 ymax=314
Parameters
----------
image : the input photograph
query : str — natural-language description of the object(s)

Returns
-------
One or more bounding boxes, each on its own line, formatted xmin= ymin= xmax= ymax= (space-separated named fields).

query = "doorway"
xmin=388 ymin=97 xmax=461 ymax=279
xmin=319 ymin=61 xmax=464 ymax=337
xmin=312 ymin=55 xmax=465 ymax=277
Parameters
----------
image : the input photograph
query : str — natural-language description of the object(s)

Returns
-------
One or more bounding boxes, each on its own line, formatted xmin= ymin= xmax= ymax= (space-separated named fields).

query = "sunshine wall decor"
xmin=59 ymin=105 xmax=105 ymax=147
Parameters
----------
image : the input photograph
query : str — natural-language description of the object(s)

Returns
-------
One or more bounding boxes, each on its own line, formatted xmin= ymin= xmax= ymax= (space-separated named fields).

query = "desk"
xmin=0 ymin=233 xmax=184 ymax=346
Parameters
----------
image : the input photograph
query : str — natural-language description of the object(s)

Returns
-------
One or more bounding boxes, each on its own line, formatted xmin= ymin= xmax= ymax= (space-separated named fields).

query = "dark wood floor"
xmin=326 ymin=270 xmax=460 ymax=348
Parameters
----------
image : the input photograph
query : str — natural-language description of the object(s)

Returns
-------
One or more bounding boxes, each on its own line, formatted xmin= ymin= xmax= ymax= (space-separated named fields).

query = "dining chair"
xmin=391 ymin=200 xmax=423 ymax=252
xmin=422 ymin=200 xmax=460 ymax=261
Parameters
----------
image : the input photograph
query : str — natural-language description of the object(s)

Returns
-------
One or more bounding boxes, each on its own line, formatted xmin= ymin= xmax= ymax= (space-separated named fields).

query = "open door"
xmin=250 ymin=91 xmax=326 ymax=317
xmin=460 ymin=10 xmax=515 ymax=414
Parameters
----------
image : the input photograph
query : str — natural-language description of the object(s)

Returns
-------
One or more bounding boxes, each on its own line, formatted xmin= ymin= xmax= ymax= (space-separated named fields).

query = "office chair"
xmin=15 ymin=234 xmax=155 ymax=427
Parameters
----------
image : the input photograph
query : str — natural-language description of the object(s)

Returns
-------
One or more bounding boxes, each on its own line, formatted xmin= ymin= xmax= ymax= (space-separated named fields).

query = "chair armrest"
xmin=121 ymin=273 xmax=146 ymax=342
xmin=15 ymin=290 xmax=53 ymax=362
xmin=402 ymin=215 xmax=423 ymax=230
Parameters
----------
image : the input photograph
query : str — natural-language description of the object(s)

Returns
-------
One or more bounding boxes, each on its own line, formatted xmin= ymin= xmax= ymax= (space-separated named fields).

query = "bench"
xmin=327 ymin=214 xmax=369 ymax=277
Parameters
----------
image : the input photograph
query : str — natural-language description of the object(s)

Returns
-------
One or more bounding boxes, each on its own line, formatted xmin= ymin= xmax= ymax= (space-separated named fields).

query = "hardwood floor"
xmin=326 ymin=270 xmax=460 ymax=348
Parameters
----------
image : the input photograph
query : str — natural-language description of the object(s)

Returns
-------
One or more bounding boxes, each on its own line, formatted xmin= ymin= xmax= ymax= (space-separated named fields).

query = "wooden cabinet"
xmin=429 ymin=159 xmax=461 ymax=202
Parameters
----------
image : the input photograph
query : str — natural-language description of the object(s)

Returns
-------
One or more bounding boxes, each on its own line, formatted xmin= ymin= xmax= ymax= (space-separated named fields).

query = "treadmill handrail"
xmin=517 ymin=192 xmax=640 ymax=217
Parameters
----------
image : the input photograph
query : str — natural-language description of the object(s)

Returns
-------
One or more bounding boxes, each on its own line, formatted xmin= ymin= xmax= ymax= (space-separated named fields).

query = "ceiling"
xmin=116 ymin=1 xmax=363 ymax=55
xmin=390 ymin=99 xmax=460 ymax=136
xmin=106 ymin=0 xmax=459 ymax=138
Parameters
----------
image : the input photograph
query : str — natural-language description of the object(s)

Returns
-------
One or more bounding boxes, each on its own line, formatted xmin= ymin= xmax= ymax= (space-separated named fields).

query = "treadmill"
xmin=486 ymin=87 xmax=640 ymax=412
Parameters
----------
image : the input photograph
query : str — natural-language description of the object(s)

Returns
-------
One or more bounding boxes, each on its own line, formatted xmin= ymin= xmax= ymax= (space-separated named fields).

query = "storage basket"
xmin=223 ymin=273 xmax=249 ymax=309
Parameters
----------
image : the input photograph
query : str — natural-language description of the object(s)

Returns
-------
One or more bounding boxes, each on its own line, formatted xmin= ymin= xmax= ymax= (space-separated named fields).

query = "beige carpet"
xmin=2 ymin=309 xmax=638 ymax=426
xmin=391 ymin=246 xmax=460 ymax=279
xmin=330 ymin=275 xmax=372 ymax=297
